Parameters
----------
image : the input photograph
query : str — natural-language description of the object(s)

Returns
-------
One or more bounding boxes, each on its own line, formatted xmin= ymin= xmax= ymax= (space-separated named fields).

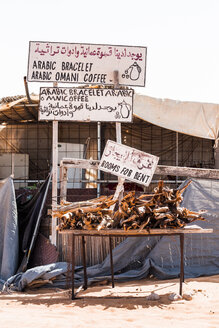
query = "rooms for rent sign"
xmin=27 ymin=41 xmax=147 ymax=87
xmin=99 ymin=140 xmax=159 ymax=187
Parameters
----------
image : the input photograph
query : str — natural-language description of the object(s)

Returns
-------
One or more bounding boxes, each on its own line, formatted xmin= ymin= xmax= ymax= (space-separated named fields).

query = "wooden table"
xmin=59 ymin=228 xmax=213 ymax=299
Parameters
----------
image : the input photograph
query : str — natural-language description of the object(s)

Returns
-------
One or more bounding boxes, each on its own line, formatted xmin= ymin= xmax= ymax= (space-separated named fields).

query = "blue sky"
xmin=1 ymin=0 xmax=219 ymax=104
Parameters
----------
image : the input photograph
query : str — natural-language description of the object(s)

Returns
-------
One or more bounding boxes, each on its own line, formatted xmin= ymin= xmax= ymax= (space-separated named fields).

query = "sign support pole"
xmin=113 ymin=71 xmax=125 ymax=203
xmin=97 ymin=121 xmax=101 ymax=198
xmin=51 ymin=82 xmax=58 ymax=246
xmin=114 ymin=70 xmax=122 ymax=143
xmin=175 ymin=132 xmax=179 ymax=186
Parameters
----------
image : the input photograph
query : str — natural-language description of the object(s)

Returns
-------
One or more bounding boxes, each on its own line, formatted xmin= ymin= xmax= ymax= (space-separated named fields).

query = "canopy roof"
xmin=0 ymin=93 xmax=219 ymax=141
xmin=0 ymin=95 xmax=39 ymax=123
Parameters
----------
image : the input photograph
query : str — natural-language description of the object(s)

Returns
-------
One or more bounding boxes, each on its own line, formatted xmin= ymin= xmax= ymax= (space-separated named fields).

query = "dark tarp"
xmin=0 ymin=174 xmax=52 ymax=290
xmin=17 ymin=175 xmax=51 ymax=265
xmin=16 ymin=173 xmax=51 ymax=271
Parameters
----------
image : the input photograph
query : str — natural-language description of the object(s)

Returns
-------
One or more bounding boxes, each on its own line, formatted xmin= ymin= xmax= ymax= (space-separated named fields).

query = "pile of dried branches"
xmin=114 ymin=180 xmax=205 ymax=231
xmin=55 ymin=195 xmax=116 ymax=231
xmin=56 ymin=180 xmax=205 ymax=231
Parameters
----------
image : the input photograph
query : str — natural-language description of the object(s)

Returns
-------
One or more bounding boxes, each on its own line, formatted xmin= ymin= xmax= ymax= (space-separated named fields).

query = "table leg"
xmin=71 ymin=234 xmax=75 ymax=300
xmin=81 ymin=236 xmax=88 ymax=290
xmin=109 ymin=236 xmax=115 ymax=288
xmin=179 ymin=234 xmax=184 ymax=296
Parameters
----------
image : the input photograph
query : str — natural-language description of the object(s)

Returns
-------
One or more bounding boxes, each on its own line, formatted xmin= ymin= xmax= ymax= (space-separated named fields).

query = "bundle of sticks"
xmin=55 ymin=196 xmax=116 ymax=231
xmin=114 ymin=180 xmax=205 ymax=231
xmin=56 ymin=180 xmax=205 ymax=231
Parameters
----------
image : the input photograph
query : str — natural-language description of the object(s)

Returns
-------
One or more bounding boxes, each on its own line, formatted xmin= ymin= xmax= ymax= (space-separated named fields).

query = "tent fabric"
xmin=87 ymin=178 xmax=219 ymax=281
xmin=0 ymin=177 xmax=18 ymax=284
xmin=134 ymin=94 xmax=219 ymax=142
xmin=2 ymin=178 xmax=219 ymax=292
xmin=2 ymin=262 xmax=68 ymax=292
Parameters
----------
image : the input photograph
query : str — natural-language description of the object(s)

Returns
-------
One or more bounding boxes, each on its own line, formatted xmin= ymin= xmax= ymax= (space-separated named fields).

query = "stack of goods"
xmin=56 ymin=180 xmax=205 ymax=231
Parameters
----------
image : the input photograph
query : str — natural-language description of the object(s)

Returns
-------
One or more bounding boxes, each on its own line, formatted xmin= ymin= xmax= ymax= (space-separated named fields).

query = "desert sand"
xmin=0 ymin=275 xmax=219 ymax=328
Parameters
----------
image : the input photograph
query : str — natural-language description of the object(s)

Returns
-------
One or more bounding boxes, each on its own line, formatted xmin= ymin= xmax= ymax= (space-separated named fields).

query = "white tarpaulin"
xmin=0 ymin=177 xmax=18 ymax=284
xmin=134 ymin=94 xmax=219 ymax=143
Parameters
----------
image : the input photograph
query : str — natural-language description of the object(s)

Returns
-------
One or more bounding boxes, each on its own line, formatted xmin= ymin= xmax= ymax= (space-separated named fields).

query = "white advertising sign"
xmin=27 ymin=41 xmax=147 ymax=87
xmin=99 ymin=140 xmax=159 ymax=187
xmin=39 ymin=87 xmax=133 ymax=122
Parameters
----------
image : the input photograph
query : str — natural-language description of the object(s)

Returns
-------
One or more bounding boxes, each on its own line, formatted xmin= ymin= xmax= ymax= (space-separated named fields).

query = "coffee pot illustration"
xmin=122 ymin=62 xmax=141 ymax=81
xmin=118 ymin=100 xmax=131 ymax=118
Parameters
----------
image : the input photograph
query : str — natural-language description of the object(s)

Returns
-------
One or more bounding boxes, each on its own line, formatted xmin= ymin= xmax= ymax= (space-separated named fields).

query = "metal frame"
xmin=59 ymin=227 xmax=212 ymax=300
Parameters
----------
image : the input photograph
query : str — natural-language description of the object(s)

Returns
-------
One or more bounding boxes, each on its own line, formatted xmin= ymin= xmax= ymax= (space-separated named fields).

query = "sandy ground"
xmin=0 ymin=275 xmax=219 ymax=328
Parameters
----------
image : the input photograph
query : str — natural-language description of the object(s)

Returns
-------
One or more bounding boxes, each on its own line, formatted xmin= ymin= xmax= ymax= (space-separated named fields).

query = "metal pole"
xmin=71 ymin=234 xmax=75 ymax=300
xmin=109 ymin=236 xmax=115 ymax=288
xmin=23 ymin=76 xmax=32 ymax=104
xmin=179 ymin=234 xmax=184 ymax=296
xmin=26 ymin=171 xmax=52 ymax=264
xmin=81 ymin=236 xmax=88 ymax=290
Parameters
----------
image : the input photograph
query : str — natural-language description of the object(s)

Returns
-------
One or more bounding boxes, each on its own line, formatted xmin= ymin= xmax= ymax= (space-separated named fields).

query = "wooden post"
xmin=60 ymin=165 xmax=68 ymax=204
xmin=51 ymin=120 xmax=58 ymax=245
xmin=11 ymin=153 xmax=15 ymax=177
xmin=51 ymin=81 xmax=59 ymax=246
xmin=113 ymin=71 xmax=121 ymax=144
xmin=214 ymin=137 xmax=219 ymax=169
xmin=97 ymin=121 xmax=101 ymax=198
xmin=176 ymin=132 xmax=179 ymax=184
xmin=155 ymin=165 xmax=219 ymax=179
xmin=113 ymin=71 xmax=121 ymax=142
xmin=113 ymin=70 xmax=125 ymax=203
